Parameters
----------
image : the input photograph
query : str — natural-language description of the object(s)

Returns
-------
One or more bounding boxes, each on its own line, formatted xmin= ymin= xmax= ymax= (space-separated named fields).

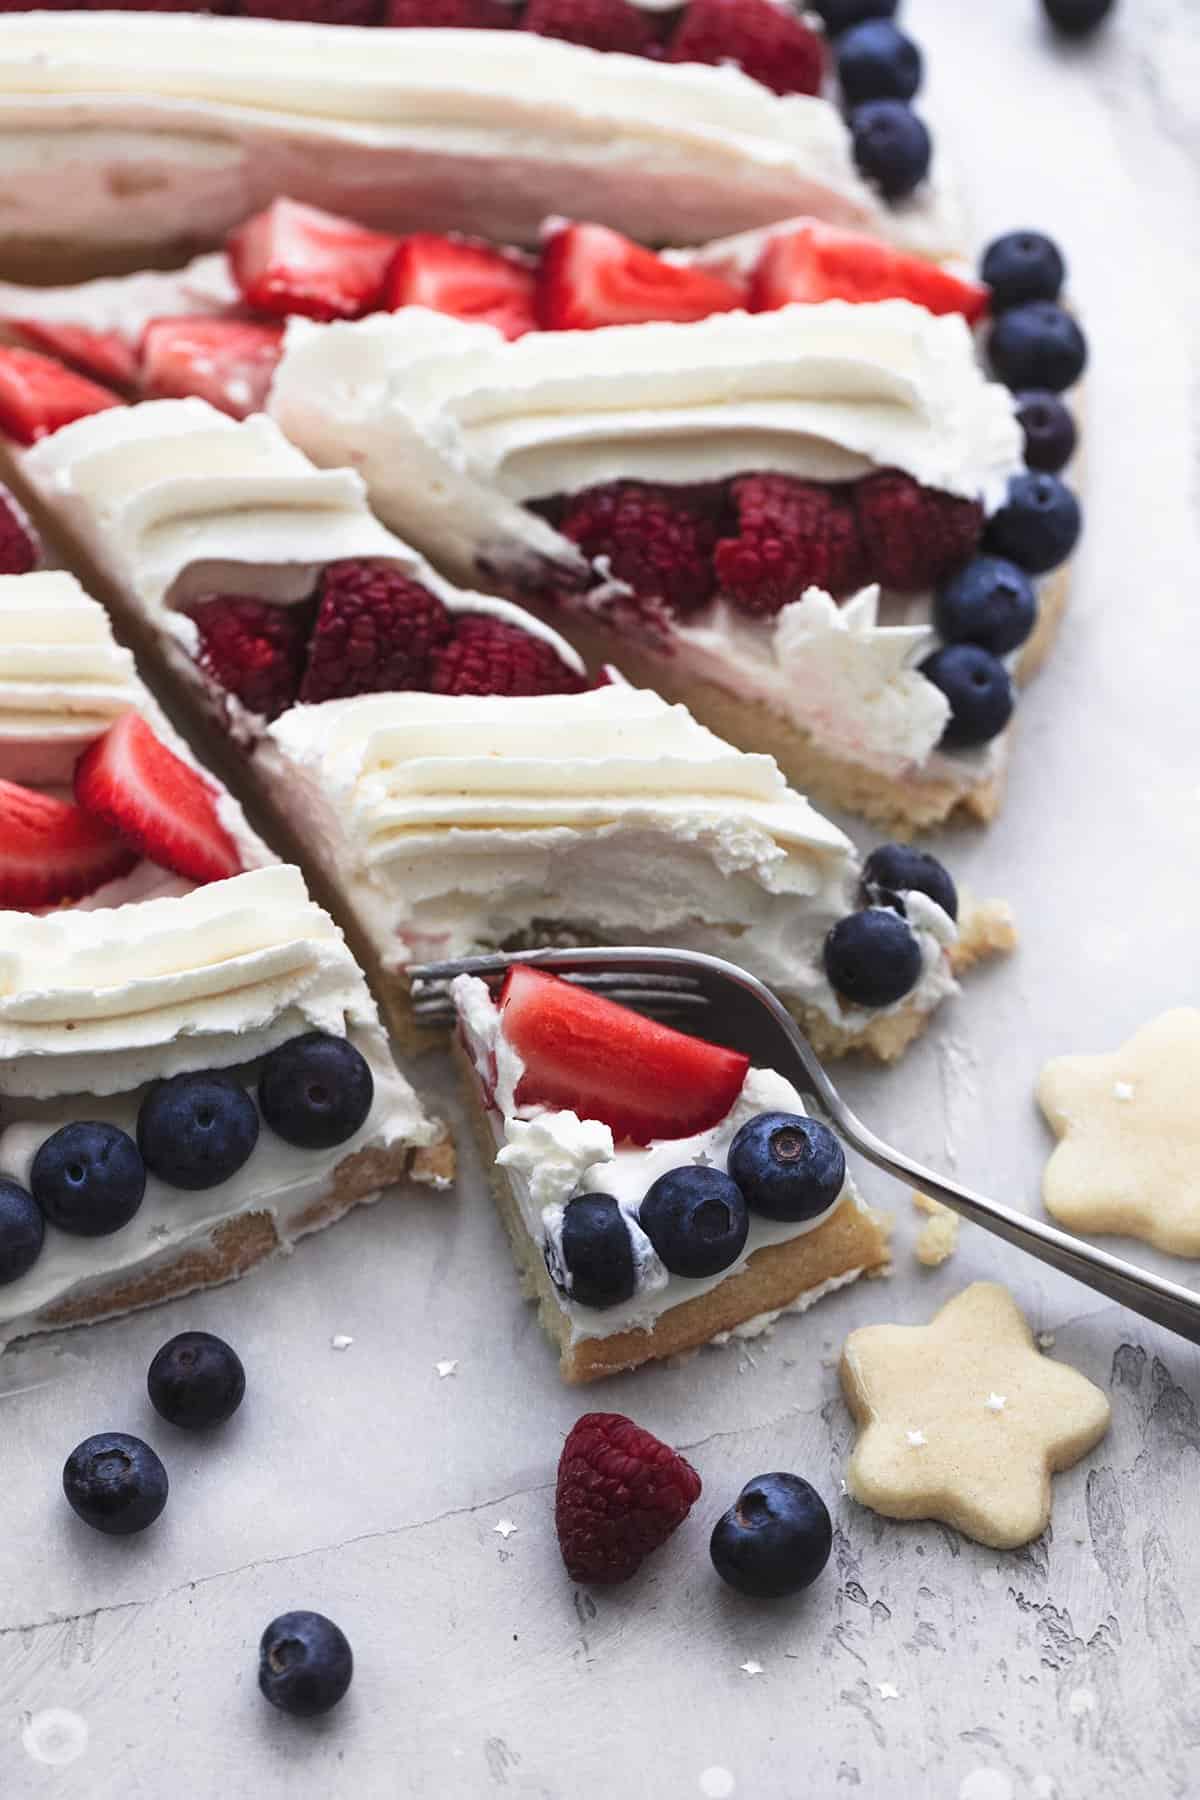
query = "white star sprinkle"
xmin=906 ymin=1429 xmax=927 ymax=1447
xmin=876 ymin=1682 xmax=900 ymax=1701
xmin=493 ymin=1518 xmax=518 ymax=1540
xmin=435 ymin=1359 xmax=459 ymax=1378
xmin=985 ymin=1393 xmax=1007 ymax=1412
xmin=1113 ymin=1081 xmax=1135 ymax=1102
xmin=330 ymin=1334 xmax=354 ymax=1352
xmin=739 ymin=1660 xmax=764 ymax=1678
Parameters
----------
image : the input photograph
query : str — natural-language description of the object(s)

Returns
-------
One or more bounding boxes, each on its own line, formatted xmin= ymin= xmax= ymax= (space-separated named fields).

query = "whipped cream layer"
xmin=0 ymin=863 xmax=437 ymax=1346
xmin=0 ymin=253 xmax=237 ymax=343
xmin=455 ymin=972 xmax=871 ymax=1343
xmin=270 ymin=300 xmax=1022 ymax=587
xmin=0 ymin=15 xmax=963 ymax=259
xmin=262 ymin=683 xmax=958 ymax=1030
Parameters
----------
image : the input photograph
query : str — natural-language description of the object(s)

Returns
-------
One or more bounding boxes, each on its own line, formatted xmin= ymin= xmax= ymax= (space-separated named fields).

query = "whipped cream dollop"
xmin=270 ymin=300 xmax=1022 ymax=587
xmin=0 ymin=16 xmax=963 ymax=258
xmin=454 ymin=972 xmax=871 ymax=1343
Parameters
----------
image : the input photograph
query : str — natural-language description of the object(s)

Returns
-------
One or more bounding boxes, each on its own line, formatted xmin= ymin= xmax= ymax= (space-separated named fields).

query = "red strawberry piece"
xmin=384 ymin=235 xmax=537 ymax=340
xmin=498 ymin=963 xmax=750 ymax=1144
xmin=227 ymin=199 xmax=400 ymax=324
xmin=0 ymin=347 xmax=123 ymax=446
xmin=383 ymin=0 xmax=514 ymax=23
xmin=430 ymin=613 xmax=586 ymax=698
xmin=668 ymin=0 xmax=824 ymax=95
xmin=749 ymin=222 xmax=990 ymax=324
xmin=0 ymin=777 xmax=138 ymax=910
xmin=74 ymin=712 xmax=242 ymax=885
xmin=715 ymin=474 xmax=866 ymax=615
xmin=139 ymin=317 xmax=285 ymax=419
xmin=854 ymin=469 xmax=984 ymax=593
xmin=556 ymin=1412 xmax=702 ymax=1586
xmin=239 ymin=0 xmax=379 ymax=22
xmin=188 ymin=595 xmax=314 ymax=722
xmin=521 ymin=0 xmax=660 ymax=55
xmin=7 ymin=321 xmax=139 ymax=390
xmin=299 ymin=560 xmax=455 ymax=704
xmin=556 ymin=479 xmax=721 ymax=617
xmin=0 ymin=485 xmax=41 ymax=575
xmin=536 ymin=222 xmax=743 ymax=331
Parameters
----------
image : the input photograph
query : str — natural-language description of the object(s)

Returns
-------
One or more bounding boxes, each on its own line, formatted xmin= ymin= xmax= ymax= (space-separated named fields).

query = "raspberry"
xmin=521 ymin=0 xmax=662 ymax=55
xmin=715 ymin=474 xmax=866 ymax=616
xmin=557 ymin=480 xmax=722 ymax=618
xmin=555 ymin=1412 xmax=702 ymax=1586
xmin=431 ymin=613 xmax=586 ymax=697
xmin=668 ymin=0 xmax=825 ymax=96
xmin=383 ymin=0 xmax=514 ymax=24
xmin=0 ymin=487 xmax=40 ymax=576
xmin=240 ymin=0 xmax=378 ymax=20
xmin=189 ymin=595 xmax=313 ymax=723
xmin=299 ymin=561 xmax=454 ymax=705
xmin=854 ymin=469 xmax=985 ymax=592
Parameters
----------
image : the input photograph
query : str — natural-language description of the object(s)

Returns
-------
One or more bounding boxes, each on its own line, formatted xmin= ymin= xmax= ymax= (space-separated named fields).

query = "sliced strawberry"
xmin=0 ymin=347 xmax=123 ymax=446
xmin=7 ymin=320 xmax=139 ymax=390
xmin=749 ymin=222 xmax=990 ymax=324
xmin=74 ymin=712 xmax=242 ymax=886
xmin=139 ymin=317 xmax=285 ymax=420
xmin=227 ymin=199 xmax=400 ymax=324
xmin=384 ymin=235 xmax=537 ymax=340
xmin=498 ymin=964 xmax=750 ymax=1146
xmin=0 ymin=777 xmax=138 ymax=910
xmin=667 ymin=0 xmax=824 ymax=96
xmin=537 ymin=223 xmax=744 ymax=331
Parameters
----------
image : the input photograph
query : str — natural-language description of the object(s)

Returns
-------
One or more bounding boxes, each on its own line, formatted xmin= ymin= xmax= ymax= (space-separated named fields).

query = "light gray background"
xmin=3 ymin=2 xmax=1199 ymax=1795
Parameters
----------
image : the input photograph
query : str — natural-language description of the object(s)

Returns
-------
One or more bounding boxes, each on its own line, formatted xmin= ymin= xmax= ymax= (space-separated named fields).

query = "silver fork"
xmin=411 ymin=943 xmax=1200 ymax=1348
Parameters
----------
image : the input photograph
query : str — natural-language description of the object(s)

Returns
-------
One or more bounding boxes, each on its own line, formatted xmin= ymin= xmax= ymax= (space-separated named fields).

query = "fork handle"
xmin=842 ymin=1120 xmax=1200 ymax=1348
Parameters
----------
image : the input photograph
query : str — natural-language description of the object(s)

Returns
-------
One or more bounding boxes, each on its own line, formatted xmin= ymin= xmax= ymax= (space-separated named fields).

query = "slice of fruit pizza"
xmin=453 ymin=964 xmax=891 ymax=1380
xmin=0 ymin=560 xmax=449 ymax=1349
xmin=0 ymin=393 xmax=1012 ymax=1060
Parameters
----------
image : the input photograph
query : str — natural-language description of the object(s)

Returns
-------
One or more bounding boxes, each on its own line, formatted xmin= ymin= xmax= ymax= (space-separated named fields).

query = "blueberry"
xmin=1014 ymin=390 xmax=1077 ymax=473
xmin=860 ymin=843 xmax=958 ymax=922
xmin=0 ymin=1177 xmax=44 ymax=1284
xmin=148 ymin=1331 xmax=246 ymax=1430
xmin=138 ymin=1072 xmax=259 ymax=1190
xmin=812 ymin=0 xmax=898 ymax=31
xmin=837 ymin=21 xmax=922 ymax=104
xmin=984 ymin=471 xmax=1082 ymax=574
xmin=31 ymin=1122 xmax=146 ymax=1237
xmin=638 ymin=1167 xmax=749 ymax=1279
xmin=727 ymin=1112 xmax=846 ymax=1223
xmin=258 ymin=1611 xmax=354 ymax=1718
xmin=1042 ymin=0 xmax=1115 ymax=35
xmin=980 ymin=230 xmax=1066 ymax=310
xmin=921 ymin=644 xmax=1015 ymax=748
xmin=988 ymin=301 xmax=1087 ymax=393
xmin=934 ymin=554 xmax=1038 ymax=656
xmin=62 ymin=1432 xmax=168 ymax=1535
xmin=259 ymin=1032 xmax=374 ymax=1150
xmin=552 ymin=1193 xmax=636 ymax=1309
xmin=823 ymin=909 xmax=923 ymax=1007
xmin=850 ymin=100 xmax=932 ymax=201
xmin=710 ymin=1472 xmax=833 ymax=1598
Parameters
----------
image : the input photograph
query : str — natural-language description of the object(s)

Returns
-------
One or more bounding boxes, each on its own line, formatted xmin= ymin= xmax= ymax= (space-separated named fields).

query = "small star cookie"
xmin=839 ymin=1282 xmax=1110 ymax=1550
xmin=1038 ymin=1009 xmax=1200 ymax=1255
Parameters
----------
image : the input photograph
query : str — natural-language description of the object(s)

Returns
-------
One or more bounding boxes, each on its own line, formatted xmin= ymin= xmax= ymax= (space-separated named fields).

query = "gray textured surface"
xmin=3 ymin=3 xmax=1200 ymax=1796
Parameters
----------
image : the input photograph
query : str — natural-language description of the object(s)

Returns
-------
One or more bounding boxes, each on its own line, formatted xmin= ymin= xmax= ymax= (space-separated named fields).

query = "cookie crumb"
xmin=912 ymin=1191 xmax=961 ymax=1267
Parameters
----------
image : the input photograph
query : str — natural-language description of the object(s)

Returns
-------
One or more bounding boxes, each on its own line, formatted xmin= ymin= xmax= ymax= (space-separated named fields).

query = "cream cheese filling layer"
xmin=455 ymin=972 xmax=871 ymax=1344
xmin=0 ymin=16 xmax=962 ymax=255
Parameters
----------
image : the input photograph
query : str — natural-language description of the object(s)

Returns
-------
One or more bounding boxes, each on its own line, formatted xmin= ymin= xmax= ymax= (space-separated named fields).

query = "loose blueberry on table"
xmin=1041 ymin=0 xmax=1116 ymax=37
xmin=62 ymin=1432 xmax=169 ymax=1536
xmin=148 ymin=1331 xmax=246 ymax=1430
xmin=710 ymin=1471 xmax=833 ymax=1598
xmin=258 ymin=1611 xmax=354 ymax=1717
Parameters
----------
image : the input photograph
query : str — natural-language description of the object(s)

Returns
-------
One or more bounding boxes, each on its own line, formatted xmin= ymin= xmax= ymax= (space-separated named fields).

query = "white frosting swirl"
xmin=0 ymin=15 xmax=963 ymax=257
xmin=270 ymin=300 xmax=1022 ymax=586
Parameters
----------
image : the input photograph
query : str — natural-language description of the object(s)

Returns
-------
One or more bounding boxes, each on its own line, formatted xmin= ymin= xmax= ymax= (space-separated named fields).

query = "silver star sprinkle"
xmin=739 ymin=1660 xmax=764 ymax=1678
xmin=435 ymin=1359 xmax=459 ymax=1378
xmin=494 ymin=1518 xmax=518 ymax=1540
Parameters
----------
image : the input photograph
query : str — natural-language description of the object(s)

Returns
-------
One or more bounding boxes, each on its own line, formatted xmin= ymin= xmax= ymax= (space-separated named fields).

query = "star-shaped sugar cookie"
xmin=1038 ymin=1009 xmax=1200 ymax=1256
xmin=839 ymin=1283 xmax=1110 ymax=1550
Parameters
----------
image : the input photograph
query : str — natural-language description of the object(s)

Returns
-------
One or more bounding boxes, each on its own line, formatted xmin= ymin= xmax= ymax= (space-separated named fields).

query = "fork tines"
xmin=407 ymin=949 xmax=708 ymax=1028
